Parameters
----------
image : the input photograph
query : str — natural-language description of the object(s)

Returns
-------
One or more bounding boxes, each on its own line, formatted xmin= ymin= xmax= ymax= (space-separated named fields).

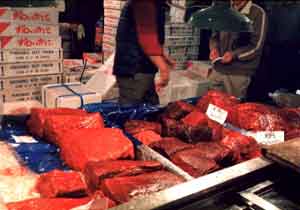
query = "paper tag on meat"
xmin=247 ymin=131 xmax=285 ymax=145
xmin=11 ymin=135 xmax=38 ymax=143
xmin=206 ymin=104 xmax=228 ymax=124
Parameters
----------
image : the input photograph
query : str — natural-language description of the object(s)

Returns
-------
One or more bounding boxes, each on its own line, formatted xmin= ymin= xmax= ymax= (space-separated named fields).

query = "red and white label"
xmin=0 ymin=36 xmax=61 ymax=49
xmin=0 ymin=22 xmax=59 ymax=36
xmin=0 ymin=7 xmax=58 ymax=24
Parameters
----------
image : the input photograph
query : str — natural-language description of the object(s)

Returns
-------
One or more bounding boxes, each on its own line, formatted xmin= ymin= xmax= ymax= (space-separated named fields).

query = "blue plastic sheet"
xmin=0 ymin=97 xmax=201 ymax=173
xmin=0 ymin=116 xmax=66 ymax=173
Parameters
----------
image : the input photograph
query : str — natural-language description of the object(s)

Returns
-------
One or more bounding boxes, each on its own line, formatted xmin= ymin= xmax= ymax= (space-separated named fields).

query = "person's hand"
xmin=164 ymin=55 xmax=176 ymax=69
xmin=221 ymin=51 xmax=233 ymax=64
xmin=155 ymin=68 xmax=170 ymax=92
xmin=209 ymin=48 xmax=220 ymax=61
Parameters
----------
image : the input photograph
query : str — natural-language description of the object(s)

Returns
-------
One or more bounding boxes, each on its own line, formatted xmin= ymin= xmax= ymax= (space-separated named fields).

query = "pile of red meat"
xmin=27 ymin=108 xmax=134 ymax=171
xmin=20 ymin=108 xmax=184 ymax=209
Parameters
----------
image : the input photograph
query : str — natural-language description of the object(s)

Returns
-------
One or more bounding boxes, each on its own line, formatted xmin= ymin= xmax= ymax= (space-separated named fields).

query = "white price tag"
xmin=206 ymin=104 xmax=228 ymax=124
xmin=12 ymin=135 xmax=38 ymax=143
xmin=296 ymin=90 xmax=300 ymax=95
xmin=248 ymin=131 xmax=285 ymax=145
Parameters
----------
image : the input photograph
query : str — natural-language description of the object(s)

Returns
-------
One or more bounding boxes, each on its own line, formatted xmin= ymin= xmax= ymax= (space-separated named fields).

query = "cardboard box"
xmin=0 ymin=100 xmax=43 ymax=115
xmin=104 ymin=9 xmax=121 ymax=18
xmin=104 ymin=25 xmax=117 ymax=36
xmin=104 ymin=17 xmax=119 ymax=28
xmin=164 ymin=35 xmax=200 ymax=47
xmin=103 ymin=33 xmax=116 ymax=46
xmin=0 ymin=73 xmax=62 ymax=91
xmin=0 ymin=61 xmax=63 ymax=78
xmin=0 ymin=36 xmax=61 ymax=49
xmin=0 ymin=88 xmax=42 ymax=102
xmin=104 ymin=0 xmax=126 ymax=10
xmin=0 ymin=7 xmax=59 ymax=25
xmin=63 ymin=69 xmax=99 ymax=84
xmin=0 ymin=22 xmax=59 ymax=36
xmin=0 ymin=48 xmax=62 ymax=63
xmin=63 ymin=59 xmax=102 ymax=74
xmin=42 ymin=83 xmax=102 ymax=108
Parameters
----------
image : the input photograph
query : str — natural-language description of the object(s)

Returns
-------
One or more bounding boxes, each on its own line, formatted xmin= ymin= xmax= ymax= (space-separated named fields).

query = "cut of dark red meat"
xmin=84 ymin=160 xmax=162 ymax=192
xmin=286 ymin=128 xmax=300 ymax=140
xmin=133 ymin=130 xmax=162 ymax=145
xmin=207 ymin=119 xmax=223 ymax=141
xmin=235 ymin=103 xmax=286 ymax=131
xmin=149 ymin=137 xmax=194 ymax=158
xmin=44 ymin=113 xmax=105 ymax=146
xmin=27 ymin=108 xmax=87 ymax=138
xmin=171 ymin=149 xmax=220 ymax=177
xmin=161 ymin=117 xmax=186 ymax=139
xmin=36 ymin=170 xmax=88 ymax=198
xmin=181 ymin=111 xmax=208 ymax=127
xmin=196 ymin=90 xmax=240 ymax=124
xmin=124 ymin=120 xmax=162 ymax=135
xmin=195 ymin=142 xmax=232 ymax=165
xmin=181 ymin=111 xmax=212 ymax=143
xmin=279 ymin=108 xmax=300 ymax=130
xmin=101 ymin=170 xmax=184 ymax=204
xmin=220 ymin=131 xmax=261 ymax=163
xmin=59 ymin=128 xmax=134 ymax=171
xmin=6 ymin=197 xmax=91 ymax=210
xmin=163 ymin=101 xmax=196 ymax=120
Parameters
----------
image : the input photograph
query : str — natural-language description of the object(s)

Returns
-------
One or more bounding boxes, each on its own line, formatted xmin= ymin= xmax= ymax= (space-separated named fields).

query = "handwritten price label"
xmin=206 ymin=104 xmax=228 ymax=124
xmin=12 ymin=135 xmax=38 ymax=143
xmin=247 ymin=131 xmax=285 ymax=145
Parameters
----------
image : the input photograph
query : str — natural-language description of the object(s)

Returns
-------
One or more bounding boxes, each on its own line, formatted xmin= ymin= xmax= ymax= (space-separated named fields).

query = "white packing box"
xmin=0 ymin=7 xmax=59 ymax=25
xmin=0 ymin=36 xmax=61 ymax=49
xmin=0 ymin=74 xmax=62 ymax=91
xmin=63 ymin=69 xmax=99 ymax=84
xmin=0 ymin=100 xmax=43 ymax=115
xmin=0 ymin=88 xmax=42 ymax=102
xmin=104 ymin=0 xmax=126 ymax=10
xmin=103 ymin=33 xmax=116 ymax=46
xmin=0 ymin=61 xmax=63 ymax=78
xmin=42 ymin=82 xmax=102 ymax=108
xmin=0 ymin=48 xmax=62 ymax=63
xmin=104 ymin=9 xmax=121 ymax=18
xmin=104 ymin=17 xmax=119 ymax=28
xmin=0 ymin=22 xmax=59 ymax=36
xmin=63 ymin=59 xmax=102 ymax=73
xmin=104 ymin=25 xmax=117 ymax=36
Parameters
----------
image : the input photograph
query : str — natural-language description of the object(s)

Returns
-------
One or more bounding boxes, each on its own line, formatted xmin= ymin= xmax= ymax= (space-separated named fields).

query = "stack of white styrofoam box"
xmin=62 ymin=59 xmax=103 ymax=84
xmin=164 ymin=23 xmax=200 ymax=70
xmin=42 ymin=83 xmax=102 ymax=108
xmin=0 ymin=7 xmax=63 ymax=103
xmin=103 ymin=0 xmax=126 ymax=61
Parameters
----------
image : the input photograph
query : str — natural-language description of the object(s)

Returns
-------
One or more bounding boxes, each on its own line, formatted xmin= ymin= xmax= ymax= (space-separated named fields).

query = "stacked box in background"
xmin=164 ymin=23 xmax=200 ymax=70
xmin=0 ymin=7 xmax=63 ymax=102
xmin=164 ymin=0 xmax=201 ymax=70
xmin=62 ymin=58 xmax=102 ymax=84
xmin=103 ymin=0 xmax=126 ymax=61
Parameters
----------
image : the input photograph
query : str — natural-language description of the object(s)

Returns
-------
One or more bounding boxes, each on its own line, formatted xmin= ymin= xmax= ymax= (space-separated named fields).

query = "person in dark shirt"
xmin=113 ymin=0 xmax=175 ymax=105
